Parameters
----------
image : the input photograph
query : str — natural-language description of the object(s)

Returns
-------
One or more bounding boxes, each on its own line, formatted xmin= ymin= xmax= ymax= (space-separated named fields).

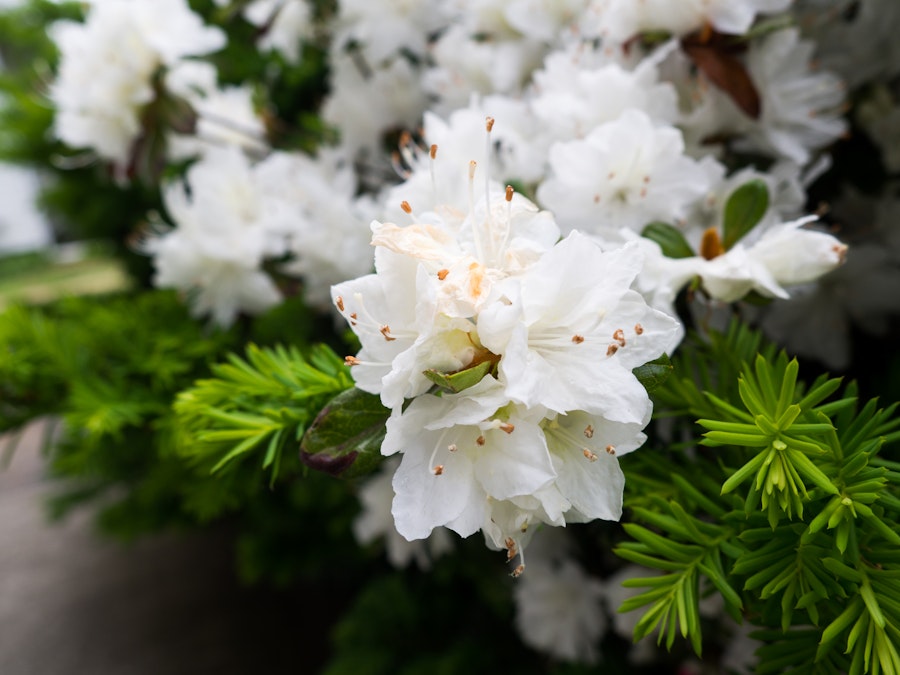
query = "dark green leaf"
xmin=300 ymin=387 xmax=390 ymax=479
xmin=722 ymin=180 xmax=769 ymax=249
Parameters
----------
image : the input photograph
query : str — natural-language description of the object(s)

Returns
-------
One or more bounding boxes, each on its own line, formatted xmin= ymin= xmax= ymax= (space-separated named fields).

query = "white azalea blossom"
xmin=581 ymin=0 xmax=791 ymax=43
xmin=736 ymin=29 xmax=847 ymax=165
xmin=353 ymin=456 xmax=454 ymax=569
xmin=513 ymin=531 xmax=606 ymax=664
xmin=334 ymin=155 xmax=678 ymax=565
xmin=537 ymin=110 xmax=714 ymax=235
xmin=243 ymin=0 xmax=313 ymax=63
xmin=50 ymin=0 xmax=225 ymax=167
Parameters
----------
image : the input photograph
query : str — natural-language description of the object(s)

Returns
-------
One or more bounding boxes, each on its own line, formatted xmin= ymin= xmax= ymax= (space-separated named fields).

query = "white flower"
xmin=478 ymin=233 xmax=680 ymax=421
xmin=334 ymin=0 xmax=451 ymax=64
xmin=243 ymin=0 xmax=313 ymax=64
xmin=353 ymin=457 xmax=454 ymax=569
xmin=530 ymin=46 xmax=679 ymax=144
xmin=698 ymin=217 xmax=847 ymax=303
xmin=423 ymin=24 xmax=545 ymax=112
xmin=583 ymin=0 xmax=791 ymax=43
xmin=736 ymin=29 xmax=847 ymax=165
xmin=513 ymin=532 xmax=606 ymax=664
xmin=164 ymin=61 xmax=268 ymax=160
xmin=322 ymin=54 xmax=428 ymax=157
xmin=145 ymin=147 xmax=285 ymax=325
xmin=50 ymin=0 xmax=225 ymax=166
xmin=385 ymin=377 xmax=557 ymax=541
xmin=537 ymin=110 xmax=713 ymax=236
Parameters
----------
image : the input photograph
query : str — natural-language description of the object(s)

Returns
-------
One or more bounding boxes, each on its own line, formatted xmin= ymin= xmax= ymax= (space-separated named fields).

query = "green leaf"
xmin=423 ymin=360 xmax=492 ymax=393
xmin=300 ymin=387 xmax=390 ymax=479
xmin=641 ymin=222 xmax=696 ymax=258
xmin=633 ymin=354 xmax=673 ymax=393
xmin=722 ymin=179 xmax=769 ymax=250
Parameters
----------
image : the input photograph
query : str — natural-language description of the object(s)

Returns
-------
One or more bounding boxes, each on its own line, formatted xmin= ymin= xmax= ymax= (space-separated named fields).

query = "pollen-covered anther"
xmin=475 ymin=435 xmax=486 ymax=446
xmin=505 ymin=537 xmax=518 ymax=561
xmin=485 ymin=116 xmax=495 ymax=132
xmin=511 ymin=564 xmax=525 ymax=578
xmin=432 ymin=464 xmax=444 ymax=476
xmin=606 ymin=445 xmax=616 ymax=455
xmin=437 ymin=268 xmax=449 ymax=280
xmin=584 ymin=425 xmax=594 ymax=439
xmin=606 ymin=343 xmax=619 ymax=357
xmin=583 ymin=448 xmax=598 ymax=462
xmin=613 ymin=328 xmax=626 ymax=347
xmin=429 ymin=144 xmax=437 ymax=160
xmin=832 ymin=243 xmax=848 ymax=263
xmin=349 ymin=312 xmax=357 ymax=326
xmin=400 ymin=200 xmax=413 ymax=214
xmin=468 ymin=159 xmax=477 ymax=180
xmin=499 ymin=422 xmax=515 ymax=434
xmin=344 ymin=355 xmax=361 ymax=366
xmin=380 ymin=325 xmax=396 ymax=341
xmin=447 ymin=443 xmax=458 ymax=452
xmin=335 ymin=296 xmax=344 ymax=312
xmin=505 ymin=185 xmax=514 ymax=202
xmin=634 ymin=323 xmax=644 ymax=335
xmin=572 ymin=334 xmax=585 ymax=344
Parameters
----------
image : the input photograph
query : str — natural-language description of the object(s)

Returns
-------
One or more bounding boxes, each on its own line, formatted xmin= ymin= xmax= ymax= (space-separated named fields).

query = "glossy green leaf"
xmin=642 ymin=222 xmax=696 ymax=259
xmin=300 ymin=387 xmax=390 ymax=479
xmin=634 ymin=354 xmax=674 ymax=393
xmin=722 ymin=179 xmax=769 ymax=250
xmin=423 ymin=359 xmax=492 ymax=393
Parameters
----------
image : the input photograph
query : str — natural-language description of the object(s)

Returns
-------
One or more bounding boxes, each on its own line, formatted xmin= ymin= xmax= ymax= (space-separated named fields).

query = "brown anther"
xmin=700 ymin=226 xmax=725 ymax=260
xmin=613 ymin=328 xmax=626 ymax=347
xmin=607 ymin=171 xmax=616 ymax=180
xmin=400 ymin=200 xmax=413 ymax=214
xmin=607 ymin=343 xmax=619 ymax=357
xmin=572 ymin=334 xmax=585 ymax=344
xmin=832 ymin=243 xmax=848 ymax=264
xmin=432 ymin=464 xmax=444 ymax=476
xmin=584 ymin=425 xmax=594 ymax=439
xmin=643 ymin=175 xmax=651 ymax=183
xmin=476 ymin=435 xmax=486 ymax=446
xmin=380 ymin=325 xmax=396 ymax=342
xmin=399 ymin=130 xmax=412 ymax=147
xmin=430 ymin=144 xmax=438 ymax=160
xmin=437 ymin=268 xmax=449 ymax=280
xmin=505 ymin=185 xmax=514 ymax=202
xmin=504 ymin=537 xmax=517 ymax=561
xmin=606 ymin=445 xmax=616 ymax=455
xmin=499 ymin=422 xmax=515 ymax=434
xmin=583 ymin=448 xmax=598 ymax=462
xmin=468 ymin=160 xmax=477 ymax=179
xmin=335 ymin=296 xmax=344 ymax=312
xmin=593 ymin=194 xmax=601 ymax=204
xmin=344 ymin=355 xmax=361 ymax=366
xmin=511 ymin=564 xmax=525 ymax=578
xmin=634 ymin=323 xmax=644 ymax=335
xmin=447 ymin=444 xmax=458 ymax=452
xmin=485 ymin=116 xmax=495 ymax=132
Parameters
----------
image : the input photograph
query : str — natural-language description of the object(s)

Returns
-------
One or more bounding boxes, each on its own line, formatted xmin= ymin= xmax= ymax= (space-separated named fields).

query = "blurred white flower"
xmin=537 ymin=110 xmax=713 ymax=235
xmin=353 ymin=456 xmax=453 ymax=569
xmin=50 ymin=0 xmax=225 ymax=166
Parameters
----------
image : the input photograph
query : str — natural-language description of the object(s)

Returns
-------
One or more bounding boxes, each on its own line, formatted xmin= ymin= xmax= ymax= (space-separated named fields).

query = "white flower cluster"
xmin=334 ymin=131 xmax=681 ymax=570
xmin=50 ymin=0 xmax=226 ymax=168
